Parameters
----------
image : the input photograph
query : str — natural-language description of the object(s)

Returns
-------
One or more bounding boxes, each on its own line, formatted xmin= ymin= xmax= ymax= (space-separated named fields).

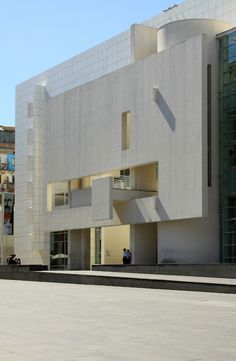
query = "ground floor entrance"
xmin=50 ymin=223 xmax=158 ymax=270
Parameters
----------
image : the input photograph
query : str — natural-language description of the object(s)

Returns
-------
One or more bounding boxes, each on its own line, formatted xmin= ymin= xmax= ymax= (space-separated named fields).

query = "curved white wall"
xmin=157 ymin=19 xmax=230 ymax=52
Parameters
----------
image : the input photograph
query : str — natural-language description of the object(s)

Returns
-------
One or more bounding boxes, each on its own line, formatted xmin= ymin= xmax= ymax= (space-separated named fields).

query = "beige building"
xmin=0 ymin=126 xmax=15 ymax=263
xmin=15 ymin=0 xmax=236 ymax=268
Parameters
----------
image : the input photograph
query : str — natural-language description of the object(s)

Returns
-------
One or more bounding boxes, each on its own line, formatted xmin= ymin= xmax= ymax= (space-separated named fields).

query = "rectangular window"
xmin=52 ymin=181 xmax=69 ymax=208
xmin=27 ymin=128 xmax=33 ymax=145
xmin=228 ymin=197 xmax=236 ymax=219
xmin=120 ymin=169 xmax=130 ymax=176
xmin=122 ymin=111 xmax=130 ymax=150
xmin=27 ymin=102 xmax=34 ymax=118
xmin=54 ymin=193 xmax=68 ymax=207
xmin=207 ymin=64 xmax=212 ymax=187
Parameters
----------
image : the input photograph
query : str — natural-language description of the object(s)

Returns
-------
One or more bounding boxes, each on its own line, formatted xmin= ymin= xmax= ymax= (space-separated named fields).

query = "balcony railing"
xmin=113 ymin=175 xmax=132 ymax=190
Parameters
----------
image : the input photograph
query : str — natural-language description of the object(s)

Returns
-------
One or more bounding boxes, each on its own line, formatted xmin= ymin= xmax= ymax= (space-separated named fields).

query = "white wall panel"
xmin=92 ymin=177 xmax=112 ymax=221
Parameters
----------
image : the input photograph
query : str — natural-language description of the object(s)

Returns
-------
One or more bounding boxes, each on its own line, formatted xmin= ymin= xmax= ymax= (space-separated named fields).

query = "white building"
xmin=15 ymin=0 xmax=236 ymax=268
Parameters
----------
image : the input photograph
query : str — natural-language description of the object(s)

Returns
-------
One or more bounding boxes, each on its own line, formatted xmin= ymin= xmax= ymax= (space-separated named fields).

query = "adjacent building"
xmin=15 ymin=0 xmax=236 ymax=268
xmin=0 ymin=126 xmax=15 ymax=263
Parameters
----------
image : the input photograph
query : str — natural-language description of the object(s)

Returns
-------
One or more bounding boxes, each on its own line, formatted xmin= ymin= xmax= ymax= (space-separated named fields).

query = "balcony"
xmin=47 ymin=169 xmax=158 ymax=230
xmin=49 ymin=161 xmax=158 ymax=226
xmin=113 ymin=174 xmax=157 ymax=201
xmin=69 ymin=175 xmax=157 ymax=210
xmin=113 ymin=175 xmax=131 ymax=190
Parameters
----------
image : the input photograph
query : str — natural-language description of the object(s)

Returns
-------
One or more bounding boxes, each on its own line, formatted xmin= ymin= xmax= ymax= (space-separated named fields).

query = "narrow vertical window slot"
xmin=207 ymin=64 xmax=212 ymax=187
xmin=122 ymin=111 xmax=131 ymax=150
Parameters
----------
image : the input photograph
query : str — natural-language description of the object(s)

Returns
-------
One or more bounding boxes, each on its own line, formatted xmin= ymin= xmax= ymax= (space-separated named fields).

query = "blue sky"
xmin=0 ymin=0 xmax=181 ymax=125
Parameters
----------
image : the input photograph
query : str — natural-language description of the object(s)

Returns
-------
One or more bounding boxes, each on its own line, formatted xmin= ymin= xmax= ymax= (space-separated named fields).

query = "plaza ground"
xmin=0 ymin=280 xmax=236 ymax=361
xmin=0 ymin=279 xmax=236 ymax=361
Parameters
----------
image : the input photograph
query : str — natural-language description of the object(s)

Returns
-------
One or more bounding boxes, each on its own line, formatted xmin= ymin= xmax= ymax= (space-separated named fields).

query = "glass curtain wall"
xmin=219 ymin=30 xmax=236 ymax=263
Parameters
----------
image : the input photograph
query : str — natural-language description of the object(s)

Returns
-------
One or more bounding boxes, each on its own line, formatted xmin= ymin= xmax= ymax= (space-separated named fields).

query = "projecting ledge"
xmin=113 ymin=189 xmax=157 ymax=202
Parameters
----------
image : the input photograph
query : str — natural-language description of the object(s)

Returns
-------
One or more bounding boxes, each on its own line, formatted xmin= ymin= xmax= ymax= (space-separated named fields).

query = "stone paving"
xmin=46 ymin=270 xmax=236 ymax=285
xmin=0 ymin=279 xmax=236 ymax=361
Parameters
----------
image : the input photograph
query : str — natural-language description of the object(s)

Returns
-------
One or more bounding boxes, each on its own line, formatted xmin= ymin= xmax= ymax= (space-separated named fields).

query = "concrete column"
xmin=81 ymin=229 xmax=90 ymax=270
xmin=130 ymin=223 xmax=157 ymax=264
xmin=68 ymin=230 xmax=82 ymax=269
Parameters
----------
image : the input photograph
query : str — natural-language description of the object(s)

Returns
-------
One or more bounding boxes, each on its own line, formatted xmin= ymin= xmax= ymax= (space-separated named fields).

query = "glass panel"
xmin=228 ymin=33 xmax=236 ymax=63
xmin=54 ymin=194 xmax=66 ymax=207
xmin=219 ymin=31 xmax=236 ymax=263
xmin=52 ymin=181 xmax=69 ymax=208
xmin=50 ymin=231 xmax=68 ymax=270
xmin=207 ymin=64 xmax=212 ymax=186
xmin=95 ymin=227 xmax=101 ymax=264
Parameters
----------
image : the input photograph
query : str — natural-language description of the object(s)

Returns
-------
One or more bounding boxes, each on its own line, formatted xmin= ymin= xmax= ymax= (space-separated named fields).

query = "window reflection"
xmin=50 ymin=231 xmax=68 ymax=270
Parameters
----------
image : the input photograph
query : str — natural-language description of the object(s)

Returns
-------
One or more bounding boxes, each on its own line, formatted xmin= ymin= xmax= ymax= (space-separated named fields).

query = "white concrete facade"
xmin=15 ymin=0 xmax=236 ymax=267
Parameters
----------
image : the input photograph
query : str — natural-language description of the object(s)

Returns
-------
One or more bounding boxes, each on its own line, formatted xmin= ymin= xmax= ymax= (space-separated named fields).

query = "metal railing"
xmin=113 ymin=175 xmax=132 ymax=190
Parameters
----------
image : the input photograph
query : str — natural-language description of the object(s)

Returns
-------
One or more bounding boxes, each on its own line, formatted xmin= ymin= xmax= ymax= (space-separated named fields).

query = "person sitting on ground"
xmin=7 ymin=254 xmax=17 ymax=265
